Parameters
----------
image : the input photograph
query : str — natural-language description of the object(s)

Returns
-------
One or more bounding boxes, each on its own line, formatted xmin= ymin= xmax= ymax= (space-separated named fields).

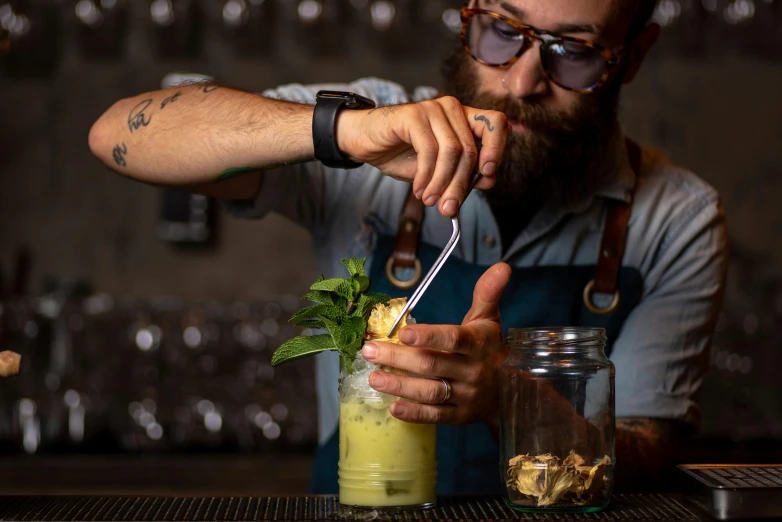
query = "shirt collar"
xmin=593 ymin=129 xmax=637 ymax=204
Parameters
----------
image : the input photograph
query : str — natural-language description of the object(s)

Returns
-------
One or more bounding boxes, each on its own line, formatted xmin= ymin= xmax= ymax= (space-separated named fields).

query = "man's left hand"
xmin=360 ymin=263 xmax=512 ymax=426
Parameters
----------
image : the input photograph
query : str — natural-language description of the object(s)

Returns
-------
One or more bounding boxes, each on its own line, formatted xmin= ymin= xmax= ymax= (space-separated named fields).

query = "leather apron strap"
xmin=583 ymin=139 xmax=641 ymax=315
xmin=386 ymin=139 xmax=643 ymax=316
xmin=385 ymin=189 xmax=426 ymax=290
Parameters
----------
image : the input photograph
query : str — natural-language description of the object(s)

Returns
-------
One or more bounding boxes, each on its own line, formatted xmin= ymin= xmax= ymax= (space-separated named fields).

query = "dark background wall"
xmin=1 ymin=0 xmax=781 ymax=461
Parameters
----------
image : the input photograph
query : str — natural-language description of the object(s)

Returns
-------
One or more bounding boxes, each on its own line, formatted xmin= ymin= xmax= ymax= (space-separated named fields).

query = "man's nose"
xmin=501 ymin=41 xmax=550 ymax=99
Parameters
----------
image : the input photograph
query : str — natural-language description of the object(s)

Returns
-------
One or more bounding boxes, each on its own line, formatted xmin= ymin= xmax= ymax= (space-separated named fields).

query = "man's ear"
xmin=621 ymin=23 xmax=661 ymax=84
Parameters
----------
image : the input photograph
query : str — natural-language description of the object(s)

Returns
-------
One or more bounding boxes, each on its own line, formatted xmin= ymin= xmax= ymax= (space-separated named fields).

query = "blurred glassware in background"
xmin=0 ymin=0 xmax=60 ymax=77
xmin=0 ymin=290 xmax=318 ymax=455
xmin=221 ymin=0 xmax=277 ymax=56
xmin=698 ymin=243 xmax=782 ymax=441
xmin=279 ymin=0 xmax=351 ymax=57
xmin=652 ymin=0 xmax=710 ymax=57
xmin=0 ymin=0 xmax=778 ymax=74
xmin=351 ymin=0 xmax=420 ymax=60
xmin=72 ymin=0 xmax=128 ymax=59
xmin=148 ymin=0 xmax=202 ymax=58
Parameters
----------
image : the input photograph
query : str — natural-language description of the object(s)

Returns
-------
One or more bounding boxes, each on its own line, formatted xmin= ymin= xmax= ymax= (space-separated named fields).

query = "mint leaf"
xmin=310 ymin=278 xmax=354 ymax=302
xmin=295 ymin=319 xmax=327 ymax=330
xmin=342 ymin=258 xmax=366 ymax=278
xmin=323 ymin=317 xmax=358 ymax=349
xmin=273 ymin=257 xmax=384 ymax=372
xmin=343 ymin=316 xmax=367 ymax=339
xmin=365 ymin=292 xmax=392 ymax=306
xmin=272 ymin=334 xmax=335 ymax=366
xmin=353 ymin=275 xmax=370 ymax=294
xmin=341 ymin=335 xmax=364 ymax=363
xmin=301 ymin=290 xmax=335 ymax=306
xmin=355 ymin=294 xmax=378 ymax=319
xmin=289 ymin=304 xmax=346 ymax=325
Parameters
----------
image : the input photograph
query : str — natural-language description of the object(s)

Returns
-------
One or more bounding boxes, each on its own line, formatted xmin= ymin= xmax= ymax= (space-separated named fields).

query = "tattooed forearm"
xmin=128 ymin=99 xmax=152 ymax=133
xmin=112 ymin=143 xmax=128 ymax=167
xmin=474 ymin=114 xmax=495 ymax=132
xmin=161 ymin=91 xmax=182 ymax=109
xmin=615 ymin=418 xmax=685 ymax=492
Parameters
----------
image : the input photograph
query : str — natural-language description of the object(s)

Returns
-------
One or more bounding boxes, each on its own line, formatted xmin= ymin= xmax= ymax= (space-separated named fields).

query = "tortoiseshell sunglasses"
xmin=460 ymin=7 xmax=624 ymax=94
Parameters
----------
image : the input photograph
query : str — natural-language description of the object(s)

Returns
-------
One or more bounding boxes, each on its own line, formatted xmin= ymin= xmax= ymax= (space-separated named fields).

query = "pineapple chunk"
xmin=366 ymin=297 xmax=408 ymax=344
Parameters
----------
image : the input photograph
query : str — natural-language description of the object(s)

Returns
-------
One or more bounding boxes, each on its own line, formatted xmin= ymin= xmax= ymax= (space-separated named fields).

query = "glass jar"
xmin=337 ymin=354 xmax=437 ymax=509
xmin=499 ymin=327 xmax=615 ymax=513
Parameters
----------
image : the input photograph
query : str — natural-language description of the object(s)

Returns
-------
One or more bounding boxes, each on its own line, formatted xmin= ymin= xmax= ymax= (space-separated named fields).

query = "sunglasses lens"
xmin=542 ymin=40 xmax=607 ymax=91
xmin=464 ymin=13 xmax=526 ymax=65
xmin=464 ymin=12 xmax=610 ymax=92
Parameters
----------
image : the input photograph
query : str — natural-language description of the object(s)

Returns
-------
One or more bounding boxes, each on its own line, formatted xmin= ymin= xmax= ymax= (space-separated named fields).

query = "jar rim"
xmin=507 ymin=326 xmax=607 ymax=346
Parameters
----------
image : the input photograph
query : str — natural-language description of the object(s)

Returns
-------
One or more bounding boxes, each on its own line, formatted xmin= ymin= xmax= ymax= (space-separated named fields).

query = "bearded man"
xmin=89 ymin=0 xmax=728 ymax=493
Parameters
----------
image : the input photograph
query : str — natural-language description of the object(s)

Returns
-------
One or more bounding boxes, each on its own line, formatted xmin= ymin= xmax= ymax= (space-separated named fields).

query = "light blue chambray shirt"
xmin=225 ymin=77 xmax=729 ymax=445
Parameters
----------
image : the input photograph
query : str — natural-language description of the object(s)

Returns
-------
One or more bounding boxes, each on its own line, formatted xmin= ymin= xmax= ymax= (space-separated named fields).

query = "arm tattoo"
xmin=615 ymin=417 xmax=685 ymax=492
xmin=474 ymin=114 xmax=495 ymax=132
xmin=202 ymin=84 xmax=219 ymax=93
xmin=161 ymin=91 xmax=182 ymax=109
xmin=128 ymin=99 xmax=152 ymax=133
xmin=112 ymin=143 xmax=128 ymax=167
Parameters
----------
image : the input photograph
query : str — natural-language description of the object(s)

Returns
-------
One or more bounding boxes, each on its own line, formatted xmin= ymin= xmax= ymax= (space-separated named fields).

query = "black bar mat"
xmin=0 ymin=494 xmax=706 ymax=521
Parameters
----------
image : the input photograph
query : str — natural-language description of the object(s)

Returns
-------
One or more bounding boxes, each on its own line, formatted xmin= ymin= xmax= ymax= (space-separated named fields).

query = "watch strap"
xmin=312 ymin=92 xmax=375 ymax=169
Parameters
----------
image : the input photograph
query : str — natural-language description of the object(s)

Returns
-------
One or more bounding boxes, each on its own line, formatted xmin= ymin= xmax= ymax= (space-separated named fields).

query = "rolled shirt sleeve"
xmin=612 ymin=179 xmax=729 ymax=430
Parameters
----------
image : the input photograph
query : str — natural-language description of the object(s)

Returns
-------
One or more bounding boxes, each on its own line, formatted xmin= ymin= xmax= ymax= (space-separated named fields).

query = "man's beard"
xmin=441 ymin=47 xmax=624 ymax=212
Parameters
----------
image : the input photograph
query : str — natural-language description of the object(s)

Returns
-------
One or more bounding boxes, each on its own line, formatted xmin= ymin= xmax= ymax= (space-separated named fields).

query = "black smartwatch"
xmin=312 ymin=90 xmax=376 ymax=169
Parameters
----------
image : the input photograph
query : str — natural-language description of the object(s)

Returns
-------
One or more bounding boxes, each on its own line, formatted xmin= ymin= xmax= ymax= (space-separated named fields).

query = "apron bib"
xmin=308 ymin=234 xmax=642 ymax=495
xmin=309 ymin=140 xmax=643 ymax=495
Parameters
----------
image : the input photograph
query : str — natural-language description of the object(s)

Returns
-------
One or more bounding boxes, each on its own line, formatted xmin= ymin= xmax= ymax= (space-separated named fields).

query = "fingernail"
xmin=442 ymin=200 xmax=458 ymax=216
xmin=483 ymin=162 xmax=497 ymax=176
xmin=414 ymin=189 xmax=424 ymax=200
xmin=424 ymin=195 xmax=438 ymax=207
xmin=391 ymin=403 xmax=407 ymax=416
xmin=362 ymin=343 xmax=378 ymax=359
xmin=370 ymin=372 xmax=386 ymax=388
xmin=399 ymin=328 xmax=416 ymax=345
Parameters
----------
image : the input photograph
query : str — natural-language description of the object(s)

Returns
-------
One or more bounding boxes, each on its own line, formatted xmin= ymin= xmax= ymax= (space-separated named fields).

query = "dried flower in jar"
xmin=507 ymin=450 xmax=611 ymax=507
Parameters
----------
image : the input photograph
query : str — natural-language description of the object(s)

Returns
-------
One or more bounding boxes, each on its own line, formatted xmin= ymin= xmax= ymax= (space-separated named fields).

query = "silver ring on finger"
xmin=438 ymin=378 xmax=452 ymax=404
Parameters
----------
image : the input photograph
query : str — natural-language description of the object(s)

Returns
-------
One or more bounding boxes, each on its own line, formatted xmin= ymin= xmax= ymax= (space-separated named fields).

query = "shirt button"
xmin=482 ymin=234 xmax=497 ymax=249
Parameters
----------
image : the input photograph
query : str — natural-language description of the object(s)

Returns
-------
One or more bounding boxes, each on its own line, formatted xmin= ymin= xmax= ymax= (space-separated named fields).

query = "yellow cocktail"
xmin=337 ymin=355 xmax=437 ymax=508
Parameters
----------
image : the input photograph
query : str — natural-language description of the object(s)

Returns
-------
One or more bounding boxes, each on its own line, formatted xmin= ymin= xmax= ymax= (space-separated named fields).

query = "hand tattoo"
xmin=112 ymin=143 xmax=128 ymax=167
xmin=161 ymin=91 xmax=182 ymax=109
xmin=474 ymin=115 xmax=495 ymax=132
xmin=128 ymin=99 xmax=152 ymax=133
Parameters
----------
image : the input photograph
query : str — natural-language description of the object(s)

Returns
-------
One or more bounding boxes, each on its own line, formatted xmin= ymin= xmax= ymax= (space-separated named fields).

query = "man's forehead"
xmin=481 ymin=0 xmax=627 ymax=41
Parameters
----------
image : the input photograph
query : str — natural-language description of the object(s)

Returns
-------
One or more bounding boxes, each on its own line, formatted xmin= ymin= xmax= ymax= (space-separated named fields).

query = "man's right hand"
xmin=337 ymin=96 xmax=510 ymax=217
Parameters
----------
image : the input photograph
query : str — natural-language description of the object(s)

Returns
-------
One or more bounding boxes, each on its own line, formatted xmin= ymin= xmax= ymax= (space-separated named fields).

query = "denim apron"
xmin=308 ymin=232 xmax=643 ymax=495
xmin=309 ymin=140 xmax=642 ymax=496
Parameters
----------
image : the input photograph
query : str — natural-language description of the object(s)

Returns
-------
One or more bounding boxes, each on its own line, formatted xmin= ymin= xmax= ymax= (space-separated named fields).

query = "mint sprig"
xmin=271 ymin=258 xmax=391 ymax=372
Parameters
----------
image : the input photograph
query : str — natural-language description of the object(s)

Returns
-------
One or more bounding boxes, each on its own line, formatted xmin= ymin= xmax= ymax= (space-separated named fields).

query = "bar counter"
xmin=0 ymin=494 xmax=708 ymax=521
xmin=0 ymin=455 xmax=724 ymax=520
